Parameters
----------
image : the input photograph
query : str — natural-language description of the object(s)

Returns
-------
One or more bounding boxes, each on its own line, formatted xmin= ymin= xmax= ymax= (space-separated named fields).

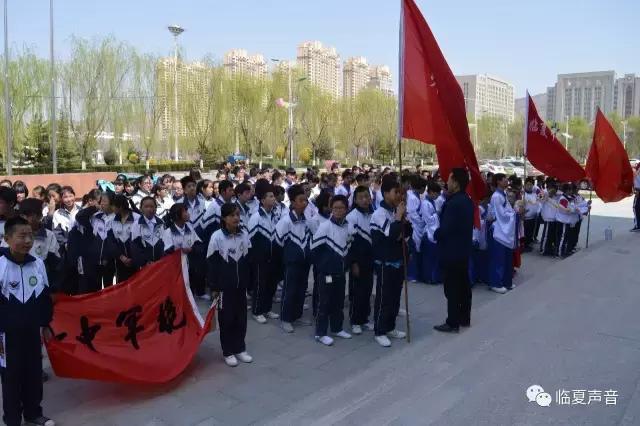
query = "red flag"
xmin=585 ymin=109 xmax=633 ymax=202
xmin=525 ymin=93 xmax=585 ymax=182
xmin=45 ymin=252 xmax=215 ymax=384
xmin=399 ymin=0 xmax=485 ymax=208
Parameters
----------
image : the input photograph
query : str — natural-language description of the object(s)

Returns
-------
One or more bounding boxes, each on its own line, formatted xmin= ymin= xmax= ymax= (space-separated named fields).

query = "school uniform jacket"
xmin=90 ymin=211 xmax=114 ymax=266
xmin=370 ymin=201 xmax=411 ymax=266
xmin=107 ymin=212 xmax=140 ymax=260
xmin=419 ymin=197 xmax=440 ymax=244
xmin=52 ymin=205 xmax=80 ymax=246
xmin=308 ymin=211 xmax=329 ymax=235
xmin=198 ymin=196 xmax=226 ymax=240
xmin=206 ymin=228 xmax=252 ymax=292
xmin=490 ymin=189 xmax=517 ymax=249
xmin=523 ymin=190 xmax=540 ymax=220
xmin=162 ymin=223 xmax=201 ymax=253
xmin=131 ymin=189 xmax=152 ymax=210
xmin=236 ymin=201 xmax=252 ymax=231
xmin=540 ymin=191 xmax=560 ymax=222
xmin=407 ymin=190 xmax=425 ymax=250
xmin=346 ymin=206 xmax=373 ymax=269
xmin=175 ymin=195 xmax=207 ymax=231
xmin=311 ymin=217 xmax=352 ymax=276
xmin=555 ymin=194 xmax=576 ymax=225
xmin=247 ymin=207 xmax=278 ymax=264
xmin=334 ymin=183 xmax=352 ymax=198
xmin=0 ymin=253 xmax=52 ymax=332
xmin=130 ymin=215 xmax=166 ymax=268
xmin=275 ymin=210 xmax=312 ymax=264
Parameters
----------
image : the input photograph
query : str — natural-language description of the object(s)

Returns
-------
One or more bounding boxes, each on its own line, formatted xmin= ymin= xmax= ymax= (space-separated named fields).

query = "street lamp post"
xmin=168 ymin=25 xmax=184 ymax=162
xmin=622 ymin=120 xmax=627 ymax=149
xmin=3 ymin=0 xmax=12 ymax=175
xmin=50 ymin=0 xmax=57 ymax=174
xmin=271 ymin=59 xmax=295 ymax=166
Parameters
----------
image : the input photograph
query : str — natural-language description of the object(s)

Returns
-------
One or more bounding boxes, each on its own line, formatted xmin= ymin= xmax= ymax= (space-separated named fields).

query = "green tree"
xmin=56 ymin=110 xmax=81 ymax=168
xmin=24 ymin=113 xmax=50 ymax=167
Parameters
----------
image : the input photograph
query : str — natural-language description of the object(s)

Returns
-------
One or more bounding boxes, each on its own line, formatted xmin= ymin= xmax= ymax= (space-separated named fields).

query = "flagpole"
xmin=523 ymin=91 xmax=529 ymax=190
xmin=397 ymin=0 xmax=410 ymax=343
xmin=585 ymin=190 xmax=592 ymax=249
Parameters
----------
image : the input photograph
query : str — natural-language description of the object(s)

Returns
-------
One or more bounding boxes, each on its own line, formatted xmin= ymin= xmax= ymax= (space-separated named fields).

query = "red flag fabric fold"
xmin=400 ymin=0 xmax=485 ymax=208
xmin=526 ymin=94 xmax=585 ymax=182
xmin=45 ymin=252 xmax=215 ymax=384
xmin=585 ymin=109 xmax=633 ymax=202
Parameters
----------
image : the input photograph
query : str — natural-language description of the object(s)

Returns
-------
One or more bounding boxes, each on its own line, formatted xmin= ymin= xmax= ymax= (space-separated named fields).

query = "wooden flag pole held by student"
xmin=585 ymin=190 xmax=593 ymax=249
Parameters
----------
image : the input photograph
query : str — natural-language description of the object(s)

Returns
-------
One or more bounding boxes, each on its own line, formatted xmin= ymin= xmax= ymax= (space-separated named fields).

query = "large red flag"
xmin=45 ymin=252 xmax=215 ymax=384
xmin=584 ymin=109 xmax=633 ymax=202
xmin=399 ymin=0 xmax=485 ymax=205
xmin=525 ymin=93 xmax=585 ymax=182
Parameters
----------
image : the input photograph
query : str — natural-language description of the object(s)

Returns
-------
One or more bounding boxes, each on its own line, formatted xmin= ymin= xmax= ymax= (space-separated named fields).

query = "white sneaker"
xmin=351 ymin=325 xmax=363 ymax=335
xmin=490 ymin=286 xmax=508 ymax=294
xmin=199 ymin=294 xmax=212 ymax=301
xmin=236 ymin=351 xmax=253 ymax=363
xmin=398 ymin=308 xmax=407 ymax=317
xmin=375 ymin=335 xmax=391 ymax=347
xmin=387 ymin=329 xmax=406 ymax=339
xmin=266 ymin=311 xmax=280 ymax=320
xmin=281 ymin=321 xmax=294 ymax=333
xmin=315 ymin=335 xmax=334 ymax=346
xmin=507 ymin=284 xmax=516 ymax=290
xmin=253 ymin=314 xmax=267 ymax=324
xmin=333 ymin=330 xmax=352 ymax=339
xmin=363 ymin=322 xmax=375 ymax=331
xmin=224 ymin=355 xmax=238 ymax=367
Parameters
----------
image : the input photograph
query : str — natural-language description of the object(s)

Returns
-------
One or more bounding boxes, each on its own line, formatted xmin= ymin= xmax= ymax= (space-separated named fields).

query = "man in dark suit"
xmin=433 ymin=168 xmax=475 ymax=333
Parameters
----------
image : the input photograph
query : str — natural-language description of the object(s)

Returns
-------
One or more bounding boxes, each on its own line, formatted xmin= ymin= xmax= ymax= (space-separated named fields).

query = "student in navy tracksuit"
xmin=207 ymin=203 xmax=254 ymax=368
xmin=247 ymin=181 xmax=280 ymax=324
xmin=162 ymin=203 xmax=205 ymax=298
xmin=346 ymin=186 xmax=374 ymax=335
xmin=130 ymin=197 xmax=165 ymax=269
xmin=275 ymin=184 xmax=312 ymax=334
xmin=308 ymin=190 xmax=331 ymax=317
xmin=198 ymin=180 xmax=235 ymax=244
xmin=106 ymin=194 xmax=139 ymax=283
xmin=0 ymin=217 xmax=55 ymax=426
xmin=420 ymin=180 xmax=442 ymax=285
xmin=370 ymin=178 xmax=411 ymax=348
xmin=66 ymin=206 xmax=99 ymax=295
xmin=91 ymin=191 xmax=116 ymax=290
xmin=311 ymin=195 xmax=353 ymax=346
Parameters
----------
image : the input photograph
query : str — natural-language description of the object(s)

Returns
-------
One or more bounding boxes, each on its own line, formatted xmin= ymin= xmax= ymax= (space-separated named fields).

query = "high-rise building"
xmin=155 ymin=57 xmax=209 ymax=142
xmin=368 ymin=65 xmax=393 ymax=96
xmin=296 ymin=41 xmax=341 ymax=97
xmin=614 ymin=73 xmax=640 ymax=118
xmin=223 ymin=49 xmax=267 ymax=80
xmin=343 ymin=56 xmax=370 ymax=98
xmin=457 ymin=74 xmax=515 ymax=123
xmin=546 ymin=71 xmax=616 ymax=123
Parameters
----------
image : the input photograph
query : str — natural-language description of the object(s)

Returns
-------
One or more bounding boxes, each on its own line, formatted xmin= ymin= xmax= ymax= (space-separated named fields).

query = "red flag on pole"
xmin=45 ymin=252 xmax=215 ymax=384
xmin=585 ymin=109 xmax=633 ymax=202
xmin=525 ymin=93 xmax=585 ymax=182
xmin=399 ymin=0 xmax=485 ymax=206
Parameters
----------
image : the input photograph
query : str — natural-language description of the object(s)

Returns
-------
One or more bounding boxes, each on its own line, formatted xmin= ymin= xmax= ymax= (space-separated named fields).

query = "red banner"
xmin=400 ymin=0 xmax=485 ymax=215
xmin=526 ymin=94 xmax=585 ymax=182
xmin=45 ymin=252 xmax=215 ymax=384
xmin=585 ymin=109 xmax=633 ymax=202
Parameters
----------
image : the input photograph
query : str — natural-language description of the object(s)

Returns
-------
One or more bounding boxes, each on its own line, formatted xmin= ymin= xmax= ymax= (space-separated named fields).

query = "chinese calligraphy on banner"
xmin=45 ymin=252 xmax=215 ymax=384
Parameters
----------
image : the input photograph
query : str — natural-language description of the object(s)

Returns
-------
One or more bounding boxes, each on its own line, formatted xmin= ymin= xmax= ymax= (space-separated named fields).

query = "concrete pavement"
xmin=15 ymin=198 xmax=640 ymax=425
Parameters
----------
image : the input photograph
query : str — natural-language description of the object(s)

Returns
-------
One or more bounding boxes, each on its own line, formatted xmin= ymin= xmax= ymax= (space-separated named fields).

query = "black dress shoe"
xmin=433 ymin=323 xmax=459 ymax=333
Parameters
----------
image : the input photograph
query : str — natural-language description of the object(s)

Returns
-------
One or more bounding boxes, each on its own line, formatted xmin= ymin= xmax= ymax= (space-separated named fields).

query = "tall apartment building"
xmin=223 ymin=49 xmax=267 ymax=80
xmin=515 ymin=93 xmax=547 ymax=119
xmin=368 ymin=65 xmax=393 ymax=96
xmin=296 ymin=41 xmax=341 ymax=97
xmin=343 ymin=56 xmax=370 ymax=98
xmin=546 ymin=71 xmax=616 ymax=123
xmin=155 ymin=57 xmax=209 ymax=141
xmin=457 ymin=74 xmax=515 ymax=123
xmin=614 ymin=73 xmax=640 ymax=118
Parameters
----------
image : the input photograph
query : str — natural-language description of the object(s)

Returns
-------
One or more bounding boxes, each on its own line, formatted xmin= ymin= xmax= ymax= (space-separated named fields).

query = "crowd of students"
xmin=0 ymin=162 xmax=600 ymax=426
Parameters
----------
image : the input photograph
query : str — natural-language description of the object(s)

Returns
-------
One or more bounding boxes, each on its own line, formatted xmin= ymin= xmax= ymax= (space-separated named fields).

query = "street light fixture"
xmin=168 ymin=24 xmax=184 ymax=162
xmin=271 ymin=58 xmax=303 ymax=167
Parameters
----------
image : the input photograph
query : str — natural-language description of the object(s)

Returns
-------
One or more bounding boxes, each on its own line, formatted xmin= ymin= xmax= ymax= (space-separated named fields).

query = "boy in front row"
xmin=1 ymin=217 xmax=55 ymax=426
xmin=370 ymin=178 xmax=411 ymax=347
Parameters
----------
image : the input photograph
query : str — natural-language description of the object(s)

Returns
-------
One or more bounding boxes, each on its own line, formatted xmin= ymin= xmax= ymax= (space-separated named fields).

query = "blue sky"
xmin=6 ymin=0 xmax=640 ymax=97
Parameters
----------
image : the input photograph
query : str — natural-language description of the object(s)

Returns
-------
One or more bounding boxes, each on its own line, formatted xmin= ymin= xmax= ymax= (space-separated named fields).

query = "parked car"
xmin=486 ymin=160 xmax=506 ymax=174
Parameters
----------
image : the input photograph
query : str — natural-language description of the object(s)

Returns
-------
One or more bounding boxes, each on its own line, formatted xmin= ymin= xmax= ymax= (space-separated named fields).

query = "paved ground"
xmin=24 ymin=197 xmax=640 ymax=425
